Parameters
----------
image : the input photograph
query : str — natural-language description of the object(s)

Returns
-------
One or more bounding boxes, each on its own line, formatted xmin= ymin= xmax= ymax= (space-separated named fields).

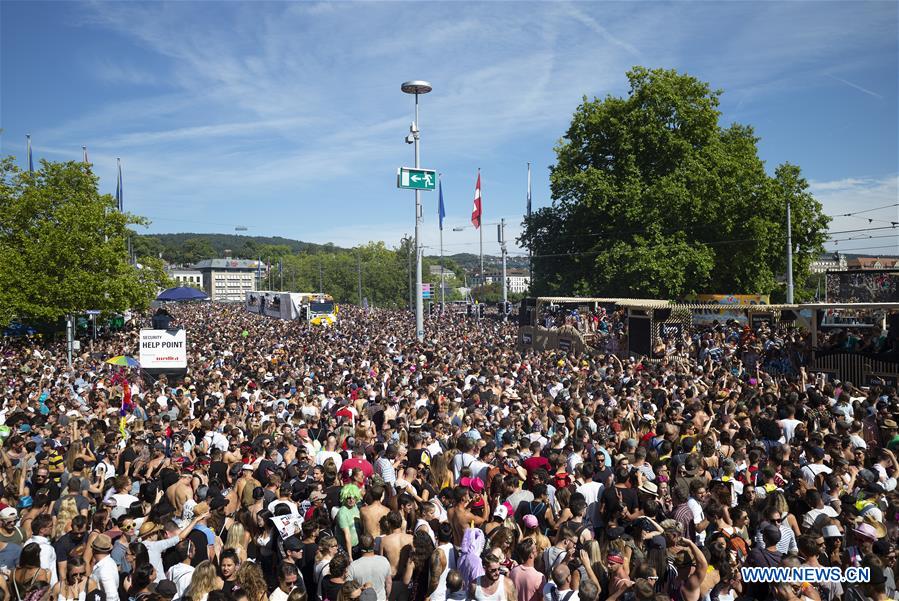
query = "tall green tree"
xmin=521 ymin=67 xmax=830 ymax=300
xmin=0 ymin=158 xmax=169 ymax=324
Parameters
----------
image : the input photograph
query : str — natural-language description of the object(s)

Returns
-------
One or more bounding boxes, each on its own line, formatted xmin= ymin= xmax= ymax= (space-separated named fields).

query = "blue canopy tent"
xmin=155 ymin=286 xmax=209 ymax=302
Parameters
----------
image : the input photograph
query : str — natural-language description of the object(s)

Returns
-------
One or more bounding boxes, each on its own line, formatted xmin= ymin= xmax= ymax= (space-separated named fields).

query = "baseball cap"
xmin=0 ymin=507 xmax=17 ymax=521
xmin=283 ymin=536 xmax=302 ymax=552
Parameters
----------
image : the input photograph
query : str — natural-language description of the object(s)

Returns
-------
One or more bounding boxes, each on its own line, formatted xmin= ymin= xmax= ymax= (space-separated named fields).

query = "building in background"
xmin=165 ymin=267 xmax=204 ymax=289
xmin=847 ymin=256 xmax=899 ymax=270
xmin=193 ymin=258 xmax=259 ymax=301
xmin=469 ymin=270 xmax=531 ymax=294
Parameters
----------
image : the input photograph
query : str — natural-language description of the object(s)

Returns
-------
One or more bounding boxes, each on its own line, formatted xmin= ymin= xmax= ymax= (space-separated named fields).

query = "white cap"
xmin=0 ymin=507 xmax=18 ymax=520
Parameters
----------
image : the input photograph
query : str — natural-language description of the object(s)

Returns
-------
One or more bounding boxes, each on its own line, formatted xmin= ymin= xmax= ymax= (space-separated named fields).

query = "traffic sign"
xmin=397 ymin=167 xmax=436 ymax=191
xmin=421 ymin=283 xmax=432 ymax=299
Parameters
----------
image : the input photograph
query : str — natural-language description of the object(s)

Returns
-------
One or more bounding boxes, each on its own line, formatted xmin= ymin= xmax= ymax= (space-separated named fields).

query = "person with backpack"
xmin=542 ymin=525 xmax=576 ymax=580
xmin=541 ymin=564 xmax=579 ymax=601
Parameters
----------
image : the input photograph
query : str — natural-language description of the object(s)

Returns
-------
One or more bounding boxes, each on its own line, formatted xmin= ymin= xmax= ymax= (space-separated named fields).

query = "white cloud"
xmin=810 ymin=175 xmax=899 ymax=251
xmin=13 ymin=1 xmax=894 ymax=250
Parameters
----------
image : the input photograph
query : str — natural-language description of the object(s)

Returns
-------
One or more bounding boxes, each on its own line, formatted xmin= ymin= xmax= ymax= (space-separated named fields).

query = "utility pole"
xmin=66 ymin=314 xmax=73 ymax=367
xmin=357 ymin=253 xmax=363 ymax=306
xmin=499 ymin=218 xmax=508 ymax=321
xmin=786 ymin=198 xmax=794 ymax=304
xmin=319 ymin=259 xmax=323 ymax=296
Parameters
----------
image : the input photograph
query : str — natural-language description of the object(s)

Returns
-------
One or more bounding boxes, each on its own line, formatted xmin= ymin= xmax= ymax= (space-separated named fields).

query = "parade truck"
xmin=246 ymin=291 xmax=336 ymax=324
xmin=307 ymin=298 xmax=338 ymax=326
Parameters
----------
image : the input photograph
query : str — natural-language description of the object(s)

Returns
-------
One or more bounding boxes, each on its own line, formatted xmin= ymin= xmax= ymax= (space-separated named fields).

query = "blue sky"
xmin=2 ymin=1 xmax=897 ymax=259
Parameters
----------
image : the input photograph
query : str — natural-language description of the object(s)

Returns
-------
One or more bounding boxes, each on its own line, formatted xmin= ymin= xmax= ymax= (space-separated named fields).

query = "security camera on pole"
xmin=398 ymin=80 xmax=435 ymax=342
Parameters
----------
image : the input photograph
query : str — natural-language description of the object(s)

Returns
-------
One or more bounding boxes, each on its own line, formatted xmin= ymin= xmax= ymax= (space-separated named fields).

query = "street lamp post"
xmin=498 ymin=219 xmax=508 ymax=320
xmin=401 ymin=80 xmax=432 ymax=342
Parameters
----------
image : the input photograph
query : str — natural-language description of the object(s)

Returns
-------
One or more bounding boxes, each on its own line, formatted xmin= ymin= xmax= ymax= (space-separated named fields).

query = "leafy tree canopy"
xmin=0 ymin=158 xmax=170 ymax=324
xmin=521 ymin=67 xmax=830 ymax=300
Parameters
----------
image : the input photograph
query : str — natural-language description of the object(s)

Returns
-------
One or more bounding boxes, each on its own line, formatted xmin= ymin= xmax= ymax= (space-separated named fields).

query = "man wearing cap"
xmin=0 ymin=507 xmax=25 ymax=545
xmin=280 ymin=535 xmax=308 ymax=591
xmin=847 ymin=522 xmax=878 ymax=568
xmin=90 ymin=533 xmax=120 ymax=601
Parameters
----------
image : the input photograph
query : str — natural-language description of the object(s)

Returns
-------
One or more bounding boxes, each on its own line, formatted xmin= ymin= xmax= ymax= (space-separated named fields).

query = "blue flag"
xmin=26 ymin=134 xmax=33 ymax=173
xmin=438 ymin=178 xmax=446 ymax=230
xmin=115 ymin=158 xmax=123 ymax=212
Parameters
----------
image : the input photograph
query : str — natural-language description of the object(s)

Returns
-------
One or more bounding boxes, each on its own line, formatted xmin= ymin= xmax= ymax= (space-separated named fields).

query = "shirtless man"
xmin=379 ymin=511 xmax=413 ymax=580
xmin=236 ymin=464 xmax=261 ymax=508
xmin=470 ymin=551 xmax=516 ymax=601
xmin=447 ymin=486 xmax=489 ymax=547
xmin=223 ymin=438 xmax=243 ymax=465
xmin=166 ymin=471 xmax=194 ymax=517
xmin=361 ymin=483 xmax=390 ymax=537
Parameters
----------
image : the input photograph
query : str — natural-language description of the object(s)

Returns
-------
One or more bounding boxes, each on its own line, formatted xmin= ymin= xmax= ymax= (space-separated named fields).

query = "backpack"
xmin=719 ymin=529 xmax=748 ymax=563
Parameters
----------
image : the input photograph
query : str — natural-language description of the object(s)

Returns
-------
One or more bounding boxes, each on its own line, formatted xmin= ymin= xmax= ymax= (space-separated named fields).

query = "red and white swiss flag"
xmin=471 ymin=172 xmax=482 ymax=229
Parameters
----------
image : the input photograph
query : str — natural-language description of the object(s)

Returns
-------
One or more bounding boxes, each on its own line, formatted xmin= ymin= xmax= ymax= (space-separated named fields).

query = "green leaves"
xmin=0 ymin=158 xmax=169 ymax=323
xmin=522 ymin=67 xmax=830 ymax=300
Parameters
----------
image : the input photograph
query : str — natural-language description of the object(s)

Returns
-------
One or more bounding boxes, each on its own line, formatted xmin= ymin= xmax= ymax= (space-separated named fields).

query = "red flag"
xmin=471 ymin=172 xmax=482 ymax=228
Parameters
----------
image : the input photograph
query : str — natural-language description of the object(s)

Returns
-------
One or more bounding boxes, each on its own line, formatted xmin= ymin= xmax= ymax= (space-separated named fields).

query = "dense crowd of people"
xmin=1 ymin=302 xmax=898 ymax=601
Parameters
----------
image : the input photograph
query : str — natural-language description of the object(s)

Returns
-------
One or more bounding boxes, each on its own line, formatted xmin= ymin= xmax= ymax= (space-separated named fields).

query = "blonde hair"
xmin=224 ymin=523 xmax=248 ymax=561
xmin=316 ymin=535 xmax=338 ymax=562
xmin=767 ymin=491 xmax=789 ymax=516
xmin=54 ymin=497 xmax=79 ymax=539
xmin=187 ymin=561 xmax=221 ymax=601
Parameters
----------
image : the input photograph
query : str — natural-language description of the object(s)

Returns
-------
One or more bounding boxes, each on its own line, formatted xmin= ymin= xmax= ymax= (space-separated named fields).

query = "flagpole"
xmin=527 ymin=162 xmax=532 ymax=290
xmin=478 ymin=168 xmax=483 ymax=293
xmin=439 ymin=175 xmax=445 ymax=312
xmin=26 ymin=134 xmax=33 ymax=173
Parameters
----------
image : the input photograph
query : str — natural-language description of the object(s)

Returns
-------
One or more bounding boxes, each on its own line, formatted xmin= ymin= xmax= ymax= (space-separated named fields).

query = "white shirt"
xmin=468 ymin=459 xmax=491 ymax=482
xmin=567 ymin=454 xmax=584 ymax=474
xmin=25 ymin=535 xmax=57 ymax=585
xmin=452 ymin=452 xmax=478 ymax=480
xmin=778 ymin=418 xmax=801 ymax=444
xmin=687 ymin=497 xmax=706 ymax=546
xmin=873 ymin=463 xmax=898 ymax=491
xmin=143 ymin=536 xmax=182 ymax=582
xmin=269 ymin=587 xmax=294 ymax=601
xmin=576 ymin=481 xmax=603 ymax=524
xmin=204 ymin=430 xmax=229 ymax=453
xmin=316 ymin=450 xmax=342 ymax=470
xmin=91 ymin=555 xmax=120 ymax=601
xmin=542 ymin=583 xmax=580 ymax=601
xmin=110 ymin=493 xmax=140 ymax=520
xmin=802 ymin=506 xmax=839 ymax=529
xmin=802 ymin=463 xmax=832 ymax=487
xmin=167 ymin=563 xmax=195 ymax=598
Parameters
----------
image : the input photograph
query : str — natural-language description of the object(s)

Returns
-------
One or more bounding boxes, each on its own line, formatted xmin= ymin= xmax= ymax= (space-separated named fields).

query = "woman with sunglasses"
xmin=50 ymin=556 xmax=97 ymax=601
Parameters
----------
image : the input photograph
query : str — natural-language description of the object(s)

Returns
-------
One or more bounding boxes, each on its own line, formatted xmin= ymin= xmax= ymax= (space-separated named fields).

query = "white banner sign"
xmin=139 ymin=329 xmax=187 ymax=369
